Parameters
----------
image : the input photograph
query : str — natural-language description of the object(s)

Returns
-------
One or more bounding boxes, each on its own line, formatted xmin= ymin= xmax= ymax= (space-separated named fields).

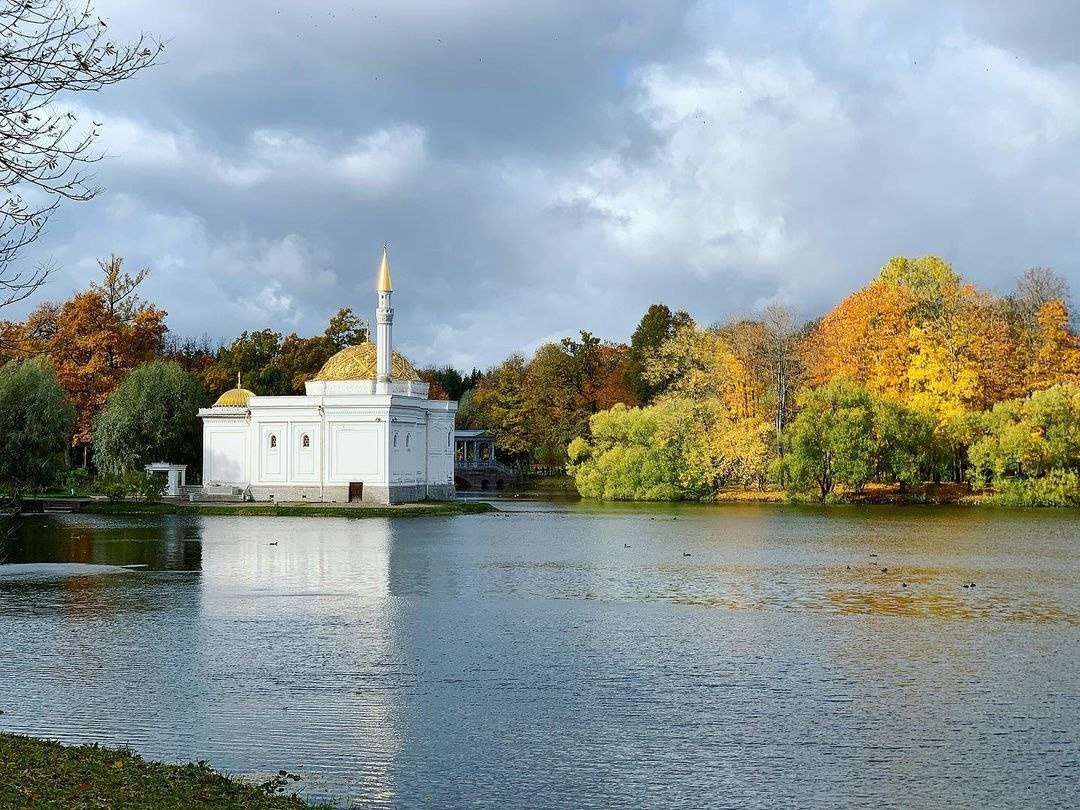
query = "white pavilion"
xmin=197 ymin=248 xmax=456 ymax=504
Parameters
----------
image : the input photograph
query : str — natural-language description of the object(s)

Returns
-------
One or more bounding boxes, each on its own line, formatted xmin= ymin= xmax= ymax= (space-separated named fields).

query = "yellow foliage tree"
xmin=1024 ymin=300 xmax=1080 ymax=391
xmin=803 ymin=279 xmax=914 ymax=398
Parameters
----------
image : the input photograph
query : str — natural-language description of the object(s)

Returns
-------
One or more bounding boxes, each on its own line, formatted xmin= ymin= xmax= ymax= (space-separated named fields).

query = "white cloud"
xmin=551 ymin=50 xmax=855 ymax=290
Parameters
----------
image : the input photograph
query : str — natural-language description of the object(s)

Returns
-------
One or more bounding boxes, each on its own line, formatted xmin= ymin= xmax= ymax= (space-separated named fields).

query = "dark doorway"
xmin=348 ymin=482 xmax=364 ymax=502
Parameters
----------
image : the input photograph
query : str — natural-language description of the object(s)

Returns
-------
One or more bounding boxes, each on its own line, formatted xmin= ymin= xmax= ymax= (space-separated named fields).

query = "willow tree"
xmin=0 ymin=1 xmax=161 ymax=312
xmin=92 ymin=361 xmax=203 ymax=476
xmin=0 ymin=356 xmax=73 ymax=505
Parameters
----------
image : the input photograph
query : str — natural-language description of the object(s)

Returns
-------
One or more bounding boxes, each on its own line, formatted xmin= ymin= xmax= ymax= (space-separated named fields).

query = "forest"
xmin=460 ymin=256 xmax=1080 ymax=505
xmin=0 ymin=254 xmax=1076 ymax=505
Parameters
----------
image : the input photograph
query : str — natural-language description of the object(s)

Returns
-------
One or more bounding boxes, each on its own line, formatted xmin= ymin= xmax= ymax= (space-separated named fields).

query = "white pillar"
xmin=376 ymin=288 xmax=393 ymax=394
xmin=375 ymin=247 xmax=394 ymax=395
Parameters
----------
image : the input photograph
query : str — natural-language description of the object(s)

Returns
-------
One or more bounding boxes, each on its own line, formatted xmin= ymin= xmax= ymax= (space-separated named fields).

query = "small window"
xmin=405 ymin=433 xmax=411 ymax=449
xmin=447 ymin=431 xmax=452 ymax=448
xmin=269 ymin=434 xmax=277 ymax=449
xmin=301 ymin=434 xmax=310 ymax=448
xmin=393 ymin=432 xmax=398 ymax=449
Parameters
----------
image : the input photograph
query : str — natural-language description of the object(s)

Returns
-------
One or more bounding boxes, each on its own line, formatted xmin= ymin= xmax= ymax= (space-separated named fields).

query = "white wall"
xmin=329 ymin=422 xmax=386 ymax=483
xmin=204 ymin=422 xmax=248 ymax=484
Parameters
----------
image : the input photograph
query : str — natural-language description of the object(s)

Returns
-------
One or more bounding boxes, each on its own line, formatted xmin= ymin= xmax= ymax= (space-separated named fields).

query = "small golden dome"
xmin=212 ymin=386 xmax=255 ymax=407
xmin=312 ymin=342 xmax=421 ymax=382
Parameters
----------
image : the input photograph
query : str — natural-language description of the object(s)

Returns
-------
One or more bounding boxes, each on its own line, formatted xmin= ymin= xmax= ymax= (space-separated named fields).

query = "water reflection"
xmin=0 ymin=505 xmax=1077 ymax=807
xmin=3 ymin=514 xmax=202 ymax=570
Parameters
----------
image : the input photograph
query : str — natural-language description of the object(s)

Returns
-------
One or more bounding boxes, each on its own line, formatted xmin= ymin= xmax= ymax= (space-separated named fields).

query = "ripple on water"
xmin=0 ymin=506 xmax=1077 ymax=808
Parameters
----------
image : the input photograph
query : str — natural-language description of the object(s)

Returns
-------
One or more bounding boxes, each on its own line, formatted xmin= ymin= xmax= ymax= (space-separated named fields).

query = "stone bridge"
xmin=454 ymin=460 xmax=520 ymax=491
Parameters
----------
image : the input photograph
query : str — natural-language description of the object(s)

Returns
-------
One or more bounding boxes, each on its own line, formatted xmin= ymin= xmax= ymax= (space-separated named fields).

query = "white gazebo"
xmin=145 ymin=462 xmax=188 ymax=497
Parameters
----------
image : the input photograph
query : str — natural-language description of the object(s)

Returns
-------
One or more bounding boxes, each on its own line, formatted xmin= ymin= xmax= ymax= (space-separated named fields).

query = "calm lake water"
xmin=1 ymin=502 xmax=1078 ymax=808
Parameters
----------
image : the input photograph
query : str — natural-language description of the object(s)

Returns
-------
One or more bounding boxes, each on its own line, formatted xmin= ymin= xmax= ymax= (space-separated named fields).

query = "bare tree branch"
xmin=0 ymin=0 xmax=162 ymax=309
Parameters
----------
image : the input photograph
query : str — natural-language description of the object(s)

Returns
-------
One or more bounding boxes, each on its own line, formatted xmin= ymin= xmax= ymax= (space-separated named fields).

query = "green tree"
xmin=467 ymin=355 xmax=531 ymax=461
xmin=877 ymin=255 xmax=961 ymax=323
xmin=872 ymin=398 xmax=942 ymax=490
xmin=420 ymin=366 xmax=480 ymax=402
xmin=784 ymin=378 xmax=877 ymax=501
xmin=968 ymin=383 xmax=1080 ymax=485
xmin=568 ymin=401 xmax=705 ymax=501
xmin=324 ymin=307 xmax=368 ymax=350
xmin=627 ymin=304 xmax=692 ymax=403
xmin=0 ymin=358 xmax=73 ymax=504
xmin=92 ymin=361 xmax=204 ymax=476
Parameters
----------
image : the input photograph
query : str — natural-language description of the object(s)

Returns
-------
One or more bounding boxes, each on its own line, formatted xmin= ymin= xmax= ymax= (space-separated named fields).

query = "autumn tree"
xmin=417 ymin=370 xmax=449 ymax=400
xmin=802 ymin=278 xmax=914 ymax=397
xmin=23 ymin=259 xmax=167 ymax=453
xmin=646 ymin=323 xmax=757 ymax=418
xmin=0 ymin=3 xmax=161 ymax=311
xmin=724 ymin=306 xmax=804 ymax=438
xmin=525 ymin=342 xmax=585 ymax=463
xmin=568 ymin=397 xmax=771 ymax=501
xmin=324 ymin=307 xmax=368 ymax=350
xmin=1021 ymin=300 xmax=1080 ymax=392
xmin=967 ymin=384 xmax=1080 ymax=505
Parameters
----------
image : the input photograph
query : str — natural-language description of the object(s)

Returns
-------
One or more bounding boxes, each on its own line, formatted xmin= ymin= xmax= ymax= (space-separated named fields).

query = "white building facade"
xmin=198 ymin=249 xmax=456 ymax=504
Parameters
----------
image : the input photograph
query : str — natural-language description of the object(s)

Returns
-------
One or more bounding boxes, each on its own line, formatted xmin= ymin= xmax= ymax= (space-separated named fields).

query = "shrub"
xmin=985 ymin=469 xmax=1080 ymax=507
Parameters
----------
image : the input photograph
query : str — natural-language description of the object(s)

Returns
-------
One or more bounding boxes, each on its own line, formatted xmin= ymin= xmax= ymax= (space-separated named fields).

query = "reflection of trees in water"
xmin=0 ymin=570 xmax=201 ymax=620
xmin=3 ymin=516 xmax=202 ymax=571
xmin=0 ymin=517 xmax=12 ymax=564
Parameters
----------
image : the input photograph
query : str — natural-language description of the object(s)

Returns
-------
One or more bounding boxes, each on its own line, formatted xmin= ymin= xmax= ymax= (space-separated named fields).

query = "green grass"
xmin=81 ymin=500 xmax=497 ymax=518
xmin=0 ymin=733 xmax=330 ymax=809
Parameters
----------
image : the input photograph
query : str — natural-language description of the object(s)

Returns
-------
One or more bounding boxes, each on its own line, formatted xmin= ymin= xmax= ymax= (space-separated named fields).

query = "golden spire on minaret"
xmin=376 ymin=245 xmax=393 ymax=293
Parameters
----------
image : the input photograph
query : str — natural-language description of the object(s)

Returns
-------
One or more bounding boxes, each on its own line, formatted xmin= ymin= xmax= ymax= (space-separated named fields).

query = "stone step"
xmin=42 ymin=499 xmax=82 ymax=513
xmin=188 ymin=491 xmax=245 ymax=503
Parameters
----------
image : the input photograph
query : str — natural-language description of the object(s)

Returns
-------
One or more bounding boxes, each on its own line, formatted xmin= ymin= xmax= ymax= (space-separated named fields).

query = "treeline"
xmin=0 ymin=252 xmax=1076 ymax=507
xmin=466 ymin=257 xmax=1079 ymax=505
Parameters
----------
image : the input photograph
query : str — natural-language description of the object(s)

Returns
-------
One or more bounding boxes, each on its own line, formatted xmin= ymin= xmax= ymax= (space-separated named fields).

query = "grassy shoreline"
xmin=78 ymin=500 xmax=497 ymax=518
xmin=0 ymin=733 xmax=328 ymax=809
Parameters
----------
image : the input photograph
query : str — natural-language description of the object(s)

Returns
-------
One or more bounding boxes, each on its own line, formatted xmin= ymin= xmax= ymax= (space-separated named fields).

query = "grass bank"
xmin=81 ymin=500 xmax=497 ymax=518
xmin=0 ymin=733 xmax=327 ymax=809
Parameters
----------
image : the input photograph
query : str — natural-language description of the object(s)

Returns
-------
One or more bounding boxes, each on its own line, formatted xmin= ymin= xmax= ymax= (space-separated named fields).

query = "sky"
xmin=15 ymin=0 xmax=1080 ymax=369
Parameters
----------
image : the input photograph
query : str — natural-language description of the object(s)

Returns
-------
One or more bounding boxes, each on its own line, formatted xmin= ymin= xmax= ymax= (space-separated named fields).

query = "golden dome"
xmin=312 ymin=342 xmax=422 ymax=382
xmin=212 ymin=386 xmax=255 ymax=407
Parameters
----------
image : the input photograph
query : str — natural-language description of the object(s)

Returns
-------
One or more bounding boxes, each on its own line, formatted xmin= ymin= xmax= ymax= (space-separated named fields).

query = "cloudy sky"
xmin=17 ymin=0 xmax=1080 ymax=368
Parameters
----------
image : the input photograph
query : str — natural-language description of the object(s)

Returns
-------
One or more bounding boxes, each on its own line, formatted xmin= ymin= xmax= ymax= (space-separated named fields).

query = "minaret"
xmin=375 ymin=245 xmax=394 ymax=394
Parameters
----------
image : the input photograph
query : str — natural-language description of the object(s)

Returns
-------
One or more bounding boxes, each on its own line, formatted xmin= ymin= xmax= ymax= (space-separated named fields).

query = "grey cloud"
xmin=11 ymin=0 xmax=1080 ymax=370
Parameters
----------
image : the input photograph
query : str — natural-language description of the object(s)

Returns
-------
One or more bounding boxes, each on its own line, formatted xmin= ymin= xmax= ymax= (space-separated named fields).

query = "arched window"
xmin=301 ymin=434 xmax=310 ymax=448
xmin=269 ymin=434 xmax=277 ymax=449
xmin=393 ymin=432 xmax=398 ymax=449
xmin=447 ymin=430 xmax=452 ymax=448
xmin=405 ymin=433 xmax=411 ymax=449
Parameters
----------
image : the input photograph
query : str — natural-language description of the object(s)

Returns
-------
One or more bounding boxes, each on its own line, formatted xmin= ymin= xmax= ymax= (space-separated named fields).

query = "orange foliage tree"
xmin=20 ymin=258 xmax=167 ymax=451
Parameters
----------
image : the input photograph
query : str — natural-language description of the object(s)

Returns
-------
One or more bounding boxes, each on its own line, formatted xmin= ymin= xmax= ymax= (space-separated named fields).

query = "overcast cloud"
xmin=14 ymin=0 xmax=1080 ymax=369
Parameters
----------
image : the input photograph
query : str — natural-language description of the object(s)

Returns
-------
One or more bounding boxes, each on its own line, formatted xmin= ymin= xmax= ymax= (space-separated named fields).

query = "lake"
xmin=1 ymin=502 xmax=1077 ymax=808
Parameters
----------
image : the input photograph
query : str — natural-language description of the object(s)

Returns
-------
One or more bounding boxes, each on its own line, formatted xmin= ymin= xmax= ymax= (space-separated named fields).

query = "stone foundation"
xmin=242 ymin=483 xmax=456 ymax=505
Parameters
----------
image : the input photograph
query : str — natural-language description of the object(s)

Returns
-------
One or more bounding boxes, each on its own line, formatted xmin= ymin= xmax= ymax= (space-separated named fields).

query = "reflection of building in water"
xmin=194 ymin=519 xmax=404 ymax=802
xmin=198 ymin=247 xmax=456 ymax=505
